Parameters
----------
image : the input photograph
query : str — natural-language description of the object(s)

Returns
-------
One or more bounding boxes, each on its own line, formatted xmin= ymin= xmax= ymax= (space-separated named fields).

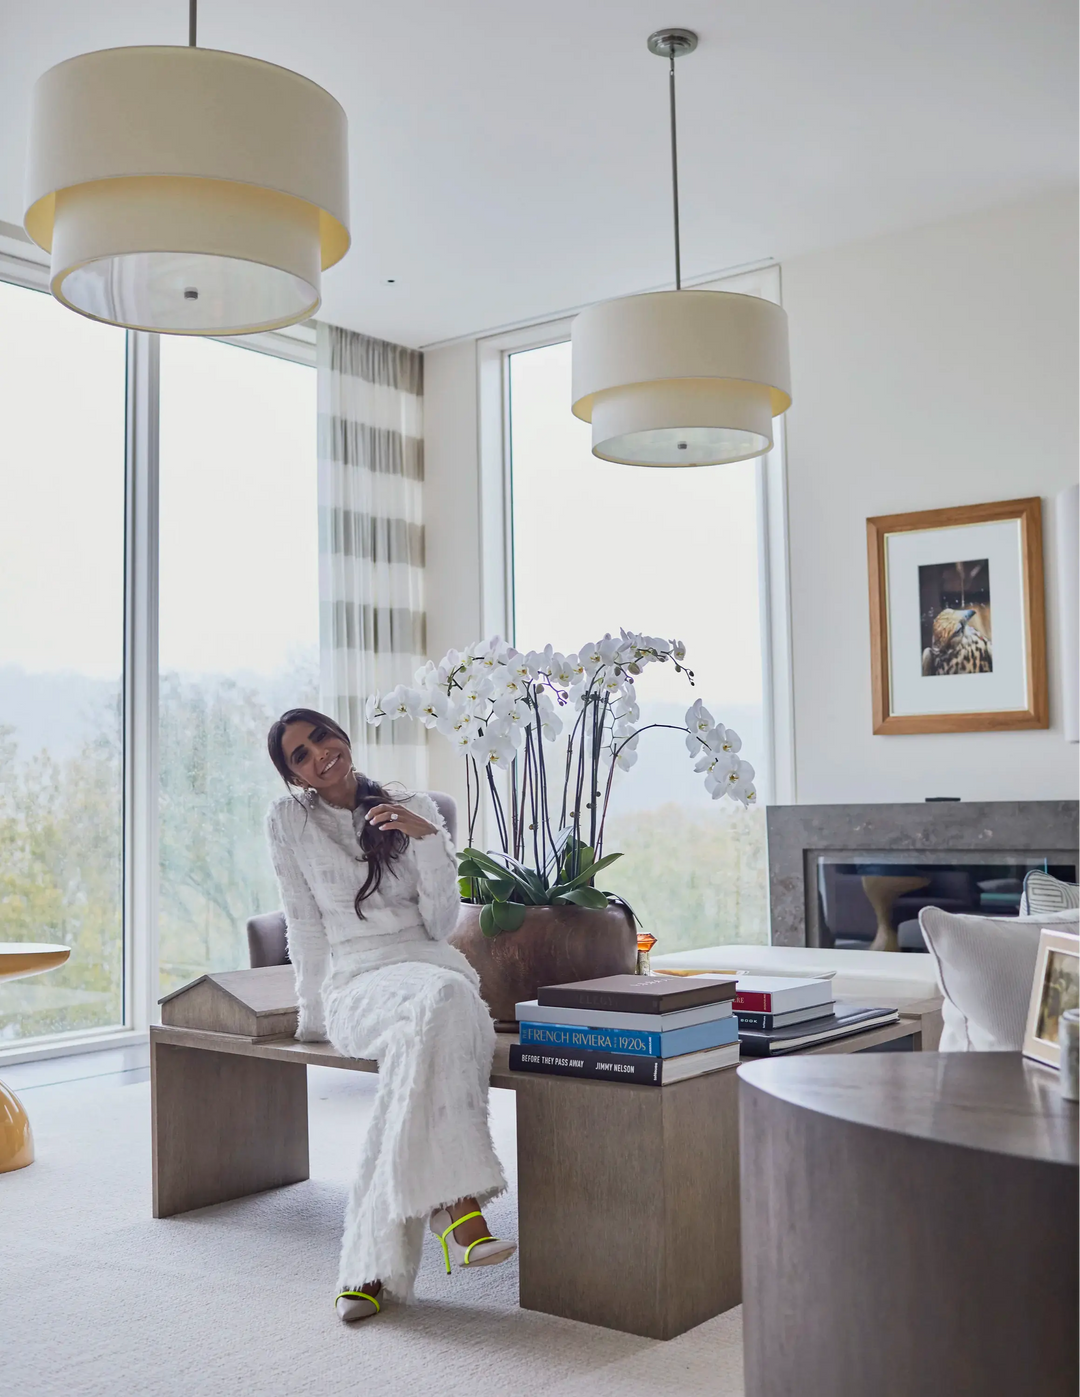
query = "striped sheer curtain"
xmin=317 ymin=323 xmax=427 ymax=791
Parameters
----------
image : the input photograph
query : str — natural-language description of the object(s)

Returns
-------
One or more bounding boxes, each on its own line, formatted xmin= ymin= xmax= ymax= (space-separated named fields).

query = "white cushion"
xmin=919 ymin=906 xmax=1080 ymax=1052
xmin=650 ymin=943 xmax=940 ymax=1006
xmin=1020 ymin=869 xmax=1079 ymax=916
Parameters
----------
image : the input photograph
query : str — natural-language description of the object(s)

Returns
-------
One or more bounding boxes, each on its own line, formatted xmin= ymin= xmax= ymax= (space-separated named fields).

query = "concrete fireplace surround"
xmin=767 ymin=801 xmax=1080 ymax=947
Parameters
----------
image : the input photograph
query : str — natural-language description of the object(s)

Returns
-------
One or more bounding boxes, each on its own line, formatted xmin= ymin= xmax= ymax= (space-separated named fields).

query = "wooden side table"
xmin=0 ymin=942 xmax=71 ymax=1172
xmin=739 ymin=1053 xmax=1079 ymax=1396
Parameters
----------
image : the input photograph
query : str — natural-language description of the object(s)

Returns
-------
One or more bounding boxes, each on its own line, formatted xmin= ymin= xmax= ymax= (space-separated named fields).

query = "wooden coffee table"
xmin=0 ymin=942 xmax=72 ymax=1172
xmin=151 ymin=966 xmax=922 ymax=1338
xmin=739 ymin=1052 xmax=1079 ymax=1395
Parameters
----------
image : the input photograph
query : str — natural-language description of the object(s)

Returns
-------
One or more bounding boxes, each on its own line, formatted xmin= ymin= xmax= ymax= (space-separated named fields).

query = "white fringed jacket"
xmin=266 ymin=789 xmax=473 ymax=1038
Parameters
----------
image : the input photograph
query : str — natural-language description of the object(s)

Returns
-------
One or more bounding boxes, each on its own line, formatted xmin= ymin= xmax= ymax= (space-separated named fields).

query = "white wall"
xmin=782 ymin=188 xmax=1079 ymax=802
xmin=423 ymin=189 xmax=1080 ymax=810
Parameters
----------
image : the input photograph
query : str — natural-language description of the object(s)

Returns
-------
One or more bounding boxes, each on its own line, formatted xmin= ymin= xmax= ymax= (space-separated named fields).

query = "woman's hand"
xmin=366 ymin=802 xmax=438 ymax=839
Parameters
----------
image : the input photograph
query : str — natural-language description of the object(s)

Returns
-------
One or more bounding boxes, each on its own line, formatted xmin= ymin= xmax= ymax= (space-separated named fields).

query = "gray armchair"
xmin=247 ymin=790 xmax=459 ymax=969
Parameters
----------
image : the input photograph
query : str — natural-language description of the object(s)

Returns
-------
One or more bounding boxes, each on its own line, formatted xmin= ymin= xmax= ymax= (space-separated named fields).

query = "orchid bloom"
xmin=549 ymin=654 xmax=576 ymax=688
xmin=473 ymin=732 xmax=514 ymax=770
xmin=415 ymin=689 xmax=449 ymax=727
xmin=365 ymin=632 xmax=755 ymax=873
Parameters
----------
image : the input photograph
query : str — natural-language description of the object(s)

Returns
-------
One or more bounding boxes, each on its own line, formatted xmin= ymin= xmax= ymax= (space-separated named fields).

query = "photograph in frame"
xmin=1023 ymin=929 xmax=1080 ymax=1069
xmin=866 ymin=497 xmax=1047 ymax=735
xmin=919 ymin=558 xmax=992 ymax=676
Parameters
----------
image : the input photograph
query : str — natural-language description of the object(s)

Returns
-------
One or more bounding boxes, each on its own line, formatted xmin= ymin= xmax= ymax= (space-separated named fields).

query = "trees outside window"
xmin=0 ymin=280 xmax=126 ymax=1040
xmin=158 ymin=337 xmax=317 ymax=993
xmin=0 ymin=278 xmax=317 ymax=1046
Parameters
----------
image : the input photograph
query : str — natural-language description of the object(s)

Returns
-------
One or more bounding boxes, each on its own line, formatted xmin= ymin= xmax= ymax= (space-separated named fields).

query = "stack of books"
xmin=509 ymin=973 xmax=740 ymax=1086
xmin=732 ymin=975 xmax=898 ymax=1055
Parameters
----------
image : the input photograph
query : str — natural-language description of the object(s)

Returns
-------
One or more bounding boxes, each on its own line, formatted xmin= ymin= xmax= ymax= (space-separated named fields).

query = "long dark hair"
xmin=267 ymin=707 xmax=407 ymax=918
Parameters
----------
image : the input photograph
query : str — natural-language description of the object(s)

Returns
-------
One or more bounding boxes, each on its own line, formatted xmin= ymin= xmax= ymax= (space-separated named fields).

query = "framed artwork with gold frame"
xmin=866 ymin=497 xmax=1047 ymax=735
xmin=1023 ymin=928 xmax=1080 ymax=1069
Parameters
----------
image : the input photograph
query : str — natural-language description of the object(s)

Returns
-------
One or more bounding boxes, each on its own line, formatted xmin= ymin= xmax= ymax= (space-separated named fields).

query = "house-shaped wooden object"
xmin=159 ymin=965 xmax=298 ymax=1039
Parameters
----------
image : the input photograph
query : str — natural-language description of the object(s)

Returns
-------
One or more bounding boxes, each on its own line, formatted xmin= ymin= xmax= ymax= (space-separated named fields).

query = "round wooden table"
xmin=738 ymin=1052 xmax=1079 ymax=1397
xmin=1 ymin=942 xmax=71 ymax=1172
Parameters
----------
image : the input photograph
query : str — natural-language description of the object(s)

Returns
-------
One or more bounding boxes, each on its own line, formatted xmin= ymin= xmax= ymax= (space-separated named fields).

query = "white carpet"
xmin=2 ymin=1066 xmax=744 ymax=1397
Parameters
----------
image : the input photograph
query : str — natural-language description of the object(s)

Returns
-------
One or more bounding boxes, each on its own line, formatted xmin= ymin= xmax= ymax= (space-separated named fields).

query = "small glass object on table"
xmin=1059 ymin=1008 xmax=1080 ymax=1102
xmin=636 ymin=931 xmax=657 ymax=976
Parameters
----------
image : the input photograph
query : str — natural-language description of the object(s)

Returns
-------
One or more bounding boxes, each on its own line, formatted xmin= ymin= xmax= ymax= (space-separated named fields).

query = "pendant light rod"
xmin=189 ymin=0 xmax=197 ymax=47
xmin=647 ymin=29 xmax=698 ymax=292
xmin=571 ymin=27 xmax=790 ymax=470
xmin=667 ymin=49 xmax=681 ymax=289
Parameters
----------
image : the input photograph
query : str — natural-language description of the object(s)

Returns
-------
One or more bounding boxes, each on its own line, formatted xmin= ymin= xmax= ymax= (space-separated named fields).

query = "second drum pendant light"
xmin=571 ymin=29 xmax=792 ymax=467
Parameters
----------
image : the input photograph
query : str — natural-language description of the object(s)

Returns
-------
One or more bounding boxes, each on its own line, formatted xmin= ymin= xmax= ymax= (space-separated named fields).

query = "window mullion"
xmin=124 ymin=329 xmax=160 ymax=1033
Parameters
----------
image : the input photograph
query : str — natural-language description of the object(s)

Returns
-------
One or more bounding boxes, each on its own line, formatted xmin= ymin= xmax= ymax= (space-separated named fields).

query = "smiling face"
xmin=281 ymin=720 xmax=352 ymax=792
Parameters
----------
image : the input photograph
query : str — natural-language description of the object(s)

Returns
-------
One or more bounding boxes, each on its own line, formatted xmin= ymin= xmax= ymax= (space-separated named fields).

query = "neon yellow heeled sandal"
xmin=335 ymin=1286 xmax=381 ymax=1322
xmin=429 ymin=1208 xmax=517 ymax=1274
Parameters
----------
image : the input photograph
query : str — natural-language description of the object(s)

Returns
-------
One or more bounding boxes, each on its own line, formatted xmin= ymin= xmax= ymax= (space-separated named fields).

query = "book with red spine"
xmin=731 ymin=976 xmax=834 ymax=1014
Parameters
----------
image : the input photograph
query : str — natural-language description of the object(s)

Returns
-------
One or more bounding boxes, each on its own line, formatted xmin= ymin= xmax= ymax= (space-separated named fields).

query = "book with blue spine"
xmin=515 ymin=998 xmax=731 ymax=1032
xmin=518 ymin=1015 xmax=739 ymax=1058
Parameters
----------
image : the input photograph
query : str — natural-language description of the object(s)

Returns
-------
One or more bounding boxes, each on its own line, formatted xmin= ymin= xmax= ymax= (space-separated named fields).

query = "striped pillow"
xmin=1022 ymin=870 xmax=1080 ymax=916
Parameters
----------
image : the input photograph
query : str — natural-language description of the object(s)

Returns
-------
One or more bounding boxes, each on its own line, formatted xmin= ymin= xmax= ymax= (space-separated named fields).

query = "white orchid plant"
xmin=365 ymin=631 xmax=755 ymax=937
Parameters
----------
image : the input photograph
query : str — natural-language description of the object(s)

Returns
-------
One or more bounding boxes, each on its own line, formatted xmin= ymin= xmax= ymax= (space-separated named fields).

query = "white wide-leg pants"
xmin=324 ymin=959 xmax=507 ymax=1300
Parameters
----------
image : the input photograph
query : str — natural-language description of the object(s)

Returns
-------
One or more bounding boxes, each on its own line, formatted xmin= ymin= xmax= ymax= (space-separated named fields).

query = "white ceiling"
xmin=1 ymin=0 xmax=1075 ymax=347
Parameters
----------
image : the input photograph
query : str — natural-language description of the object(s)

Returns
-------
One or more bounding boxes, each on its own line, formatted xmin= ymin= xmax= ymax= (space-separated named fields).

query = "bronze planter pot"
xmin=450 ymin=902 xmax=638 ymax=1030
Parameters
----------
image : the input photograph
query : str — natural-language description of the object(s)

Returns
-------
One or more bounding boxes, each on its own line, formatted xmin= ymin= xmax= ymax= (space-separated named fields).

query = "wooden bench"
xmin=152 ymin=966 xmax=928 ymax=1339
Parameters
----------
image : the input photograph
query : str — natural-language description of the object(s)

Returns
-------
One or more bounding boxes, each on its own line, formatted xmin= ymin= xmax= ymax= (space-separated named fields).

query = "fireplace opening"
xmin=815 ymin=857 xmax=1077 ymax=952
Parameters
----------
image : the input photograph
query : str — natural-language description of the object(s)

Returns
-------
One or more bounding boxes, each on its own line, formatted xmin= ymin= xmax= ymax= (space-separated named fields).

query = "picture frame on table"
xmin=1022 ymin=929 xmax=1080 ymax=1069
xmin=866 ymin=496 xmax=1047 ymax=735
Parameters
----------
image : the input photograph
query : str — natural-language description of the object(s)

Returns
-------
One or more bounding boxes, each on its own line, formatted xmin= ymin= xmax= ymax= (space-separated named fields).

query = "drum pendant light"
xmin=571 ymin=29 xmax=791 ymax=467
xmin=23 ymin=1 xmax=349 ymax=335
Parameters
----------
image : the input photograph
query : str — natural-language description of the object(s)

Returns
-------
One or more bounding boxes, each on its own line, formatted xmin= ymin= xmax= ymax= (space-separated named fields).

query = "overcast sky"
xmin=510 ymin=340 xmax=765 ymax=710
xmin=0 ymin=279 xmax=317 ymax=682
xmin=158 ymin=335 xmax=317 ymax=676
xmin=1 ymin=285 xmax=764 ymax=794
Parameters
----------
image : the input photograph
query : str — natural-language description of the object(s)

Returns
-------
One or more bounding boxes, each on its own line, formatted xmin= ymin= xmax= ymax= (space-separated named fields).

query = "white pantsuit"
xmin=266 ymin=789 xmax=506 ymax=1299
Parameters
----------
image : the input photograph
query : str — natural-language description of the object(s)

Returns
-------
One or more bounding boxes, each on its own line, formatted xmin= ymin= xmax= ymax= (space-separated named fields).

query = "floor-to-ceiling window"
xmin=157 ymin=337 xmax=317 ymax=994
xmin=0 ymin=259 xmax=318 ymax=1052
xmin=0 ymin=279 xmax=126 ymax=1041
xmin=508 ymin=338 xmax=771 ymax=952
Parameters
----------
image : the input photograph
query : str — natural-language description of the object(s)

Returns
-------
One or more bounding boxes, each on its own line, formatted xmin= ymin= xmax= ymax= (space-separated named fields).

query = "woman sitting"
xmin=265 ymin=707 xmax=515 ymax=1323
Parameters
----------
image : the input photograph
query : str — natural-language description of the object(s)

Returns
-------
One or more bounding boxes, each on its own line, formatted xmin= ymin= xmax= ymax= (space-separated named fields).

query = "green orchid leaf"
xmin=461 ymin=848 xmax=510 ymax=878
xmin=559 ymin=841 xmax=594 ymax=880
xmin=461 ymin=846 xmax=553 ymax=905
xmin=490 ymin=901 xmax=527 ymax=932
xmin=543 ymin=826 xmax=577 ymax=874
xmin=562 ymin=886 xmax=609 ymax=910
xmin=483 ymin=852 xmax=551 ymax=903
xmin=456 ymin=858 xmax=488 ymax=879
xmin=492 ymin=849 xmax=537 ymax=878
xmin=550 ymin=851 xmax=623 ymax=896
xmin=519 ymin=874 xmax=552 ymax=905
xmin=478 ymin=903 xmax=499 ymax=938
xmin=494 ymin=865 xmax=550 ymax=903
